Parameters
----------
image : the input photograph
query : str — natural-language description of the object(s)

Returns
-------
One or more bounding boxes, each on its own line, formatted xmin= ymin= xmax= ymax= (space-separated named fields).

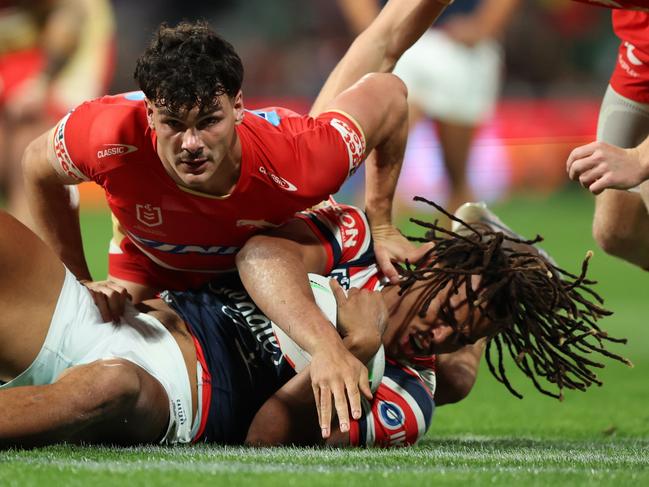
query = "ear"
xmin=144 ymin=98 xmax=156 ymax=130
xmin=232 ymin=90 xmax=244 ymax=125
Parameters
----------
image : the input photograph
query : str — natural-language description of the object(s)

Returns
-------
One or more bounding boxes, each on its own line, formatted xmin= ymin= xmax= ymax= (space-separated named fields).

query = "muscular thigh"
xmin=0 ymin=212 xmax=65 ymax=378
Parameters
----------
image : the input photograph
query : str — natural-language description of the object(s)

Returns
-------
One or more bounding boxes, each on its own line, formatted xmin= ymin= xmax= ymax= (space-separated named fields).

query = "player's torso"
xmin=94 ymin=101 xmax=327 ymax=274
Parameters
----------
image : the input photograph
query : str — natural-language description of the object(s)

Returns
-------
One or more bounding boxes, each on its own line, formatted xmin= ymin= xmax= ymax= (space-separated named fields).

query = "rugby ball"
xmin=271 ymin=273 xmax=385 ymax=393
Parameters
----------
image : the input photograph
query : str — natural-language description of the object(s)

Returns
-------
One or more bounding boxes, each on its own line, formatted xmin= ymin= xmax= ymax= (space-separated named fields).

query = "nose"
xmin=432 ymin=324 xmax=454 ymax=345
xmin=181 ymin=128 xmax=203 ymax=154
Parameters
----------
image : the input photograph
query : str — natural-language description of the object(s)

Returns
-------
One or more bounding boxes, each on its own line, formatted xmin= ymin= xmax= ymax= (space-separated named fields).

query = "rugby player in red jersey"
xmin=0 ymin=202 xmax=625 ymax=448
xmin=567 ymin=2 xmax=649 ymax=270
xmin=21 ymin=1 xmax=457 ymax=432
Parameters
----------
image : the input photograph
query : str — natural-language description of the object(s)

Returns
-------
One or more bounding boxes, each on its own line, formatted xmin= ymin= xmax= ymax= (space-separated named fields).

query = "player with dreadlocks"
xmin=400 ymin=197 xmax=631 ymax=401
xmin=238 ymin=199 xmax=632 ymax=446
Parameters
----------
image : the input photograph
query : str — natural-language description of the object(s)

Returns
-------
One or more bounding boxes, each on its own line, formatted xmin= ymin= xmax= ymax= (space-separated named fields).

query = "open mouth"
xmin=408 ymin=333 xmax=434 ymax=356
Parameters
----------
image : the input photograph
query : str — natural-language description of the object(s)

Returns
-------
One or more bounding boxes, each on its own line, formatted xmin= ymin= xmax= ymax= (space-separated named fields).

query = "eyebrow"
xmin=158 ymin=107 xmax=223 ymax=119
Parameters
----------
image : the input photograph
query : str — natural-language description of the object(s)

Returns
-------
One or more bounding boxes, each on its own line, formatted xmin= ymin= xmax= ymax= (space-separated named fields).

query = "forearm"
xmin=237 ymin=236 xmax=343 ymax=355
xmin=22 ymin=140 xmax=91 ymax=281
xmin=434 ymin=339 xmax=486 ymax=406
xmin=311 ymin=0 xmax=451 ymax=116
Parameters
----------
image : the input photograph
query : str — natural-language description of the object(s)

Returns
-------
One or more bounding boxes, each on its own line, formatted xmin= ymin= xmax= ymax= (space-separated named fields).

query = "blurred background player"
xmin=567 ymin=3 xmax=649 ymax=271
xmin=0 ymin=0 xmax=115 ymax=225
xmin=336 ymin=0 xmax=519 ymax=213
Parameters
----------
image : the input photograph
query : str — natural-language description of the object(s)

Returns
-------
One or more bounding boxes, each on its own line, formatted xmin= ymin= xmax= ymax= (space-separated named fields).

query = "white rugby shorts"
xmin=394 ymin=29 xmax=503 ymax=124
xmin=0 ymin=268 xmax=197 ymax=444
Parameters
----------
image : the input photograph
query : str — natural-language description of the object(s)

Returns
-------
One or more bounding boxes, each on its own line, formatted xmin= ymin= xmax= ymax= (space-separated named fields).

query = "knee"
xmin=592 ymin=208 xmax=634 ymax=257
xmin=64 ymin=359 xmax=142 ymax=420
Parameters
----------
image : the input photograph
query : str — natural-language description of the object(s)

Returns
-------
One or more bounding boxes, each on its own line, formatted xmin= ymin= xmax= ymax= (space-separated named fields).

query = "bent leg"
xmin=0 ymin=358 xmax=169 ymax=448
xmin=592 ymin=86 xmax=649 ymax=268
xmin=0 ymin=210 xmax=65 ymax=380
xmin=436 ymin=119 xmax=477 ymax=212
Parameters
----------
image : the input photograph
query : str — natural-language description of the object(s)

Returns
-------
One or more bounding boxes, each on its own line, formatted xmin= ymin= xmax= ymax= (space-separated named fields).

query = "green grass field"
xmin=3 ymin=189 xmax=649 ymax=485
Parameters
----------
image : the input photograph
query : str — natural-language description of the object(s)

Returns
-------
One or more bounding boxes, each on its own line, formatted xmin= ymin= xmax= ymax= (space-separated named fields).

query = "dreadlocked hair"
xmin=400 ymin=196 xmax=631 ymax=400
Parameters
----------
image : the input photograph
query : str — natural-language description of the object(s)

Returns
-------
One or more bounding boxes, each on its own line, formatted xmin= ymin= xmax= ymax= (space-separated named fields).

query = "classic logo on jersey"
xmin=53 ymin=113 xmax=89 ymax=182
xmin=236 ymin=219 xmax=280 ymax=229
xmin=258 ymin=166 xmax=298 ymax=191
xmin=136 ymin=204 xmax=163 ymax=227
xmin=329 ymin=117 xmax=365 ymax=175
xmin=97 ymin=143 xmax=138 ymax=159
xmin=378 ymin=401 xmax=406 ymax=430
xmin=572 ymin=0 xmax=649 ymax=10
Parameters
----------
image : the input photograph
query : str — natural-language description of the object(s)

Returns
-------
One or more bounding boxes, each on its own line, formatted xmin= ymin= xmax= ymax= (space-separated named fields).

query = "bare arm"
xmin=22 ymin=129 xmax=90 ymax=280
xmin=311 ymin=0 xmax=452 ymax=116
xmin=318 ymin=72 xmax=422 ymax=282
xmin=22 ymin=129 xmax=129 ymax=321
xmin=434 ymin=338 xmax=486 ymax=406
xmin=237 ymin=219 xmax=372 ymax=439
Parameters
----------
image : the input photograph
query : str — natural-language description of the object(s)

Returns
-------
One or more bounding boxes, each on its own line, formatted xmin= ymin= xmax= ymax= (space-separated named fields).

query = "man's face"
xmin=146 ymin=91 xmax=244 ymax=194
xmin=384 ymin=276 xmax=496 ymax=361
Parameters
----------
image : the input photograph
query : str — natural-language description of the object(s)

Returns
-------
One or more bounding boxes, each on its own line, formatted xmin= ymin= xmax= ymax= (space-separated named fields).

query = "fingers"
xmin=329 ymin=279 xmax=347 ymax=304
xmin=566 ymin=141 xmax=598 ymax=173
xmin=408 ymin=242 xmax=435 ymax=264
xmin=317 ymin=385 xmax=332 ymax=439
xmin=332 ymin=384 xmax=350 ymax=434
xmin=359 ymin=367 xmax=373 ymax=400
xmin=375 ymin=249 xmax=401 ymax=284
xmin=89 ymin=292 xmax=113 ymax=323
xmin=82 ymin=280 xmax=131 ymax=323
xmin=345 ymin=380 xmax=362 ymax=421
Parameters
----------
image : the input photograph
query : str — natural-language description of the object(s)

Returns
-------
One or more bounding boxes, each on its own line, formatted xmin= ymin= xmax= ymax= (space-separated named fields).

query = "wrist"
xmin=342 ymin=332 xmax=382 ymax=364
xmin=365 ymin=201 xmax=393 ymax=227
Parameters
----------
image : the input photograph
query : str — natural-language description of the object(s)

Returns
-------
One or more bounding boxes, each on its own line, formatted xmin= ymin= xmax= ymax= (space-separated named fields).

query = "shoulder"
xmin=53 ymin=92 xmax=151 ymax=179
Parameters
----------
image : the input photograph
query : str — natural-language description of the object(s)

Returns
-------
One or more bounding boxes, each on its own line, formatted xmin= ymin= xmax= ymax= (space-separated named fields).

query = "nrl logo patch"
xmin=136 ymin=204 xmax=163 ymax=227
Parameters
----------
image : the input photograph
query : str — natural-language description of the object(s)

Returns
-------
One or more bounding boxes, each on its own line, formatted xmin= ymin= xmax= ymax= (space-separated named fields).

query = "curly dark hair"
xmin=400 ymin=197 xmax=632 ymax=400
xmin=134 ymin=21 xmax=244 ymax=112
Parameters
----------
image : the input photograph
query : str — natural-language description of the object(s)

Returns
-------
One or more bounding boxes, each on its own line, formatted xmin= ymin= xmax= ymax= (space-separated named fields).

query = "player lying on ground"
xmin=0 ymin=206 xmax=457 ymax=448
xmin=237 ymin=200 xmax=632 ymax=441
xmin=0 ymin=201 xmax=629 ymax=448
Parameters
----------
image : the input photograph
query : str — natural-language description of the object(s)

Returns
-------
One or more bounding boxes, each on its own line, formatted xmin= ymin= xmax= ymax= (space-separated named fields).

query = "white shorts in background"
xmin=0 ymin=268 xmax=196 ymax=445
xmin=394 ymin=29 xmax=503 ymax=124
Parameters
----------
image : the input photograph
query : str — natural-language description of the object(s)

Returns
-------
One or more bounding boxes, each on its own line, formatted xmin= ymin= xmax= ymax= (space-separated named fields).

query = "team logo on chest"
xmin=136 ymin=204 xmax=163 ymax=227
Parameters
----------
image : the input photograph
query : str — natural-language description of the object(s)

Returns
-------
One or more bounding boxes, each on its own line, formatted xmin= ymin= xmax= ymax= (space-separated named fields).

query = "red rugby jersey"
xmin=51 ymin=91 xmax=365 ymax=284
xmin=609 ymin=10 xmax=649 ymax=102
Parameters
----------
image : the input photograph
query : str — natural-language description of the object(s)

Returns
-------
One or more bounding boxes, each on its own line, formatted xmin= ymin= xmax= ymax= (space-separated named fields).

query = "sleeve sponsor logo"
xmin=97 ymin=143 xmax=138 ymax=159
xmin=329 ymin=117 xmax=366 ymax=175
xmin=53 ymin=112 xmax=90 ymax=182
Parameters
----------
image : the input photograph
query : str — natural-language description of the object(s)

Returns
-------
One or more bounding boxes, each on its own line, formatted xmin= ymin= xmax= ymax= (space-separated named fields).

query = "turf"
xmin=3 ymin=189 xmax=649 ymax=485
